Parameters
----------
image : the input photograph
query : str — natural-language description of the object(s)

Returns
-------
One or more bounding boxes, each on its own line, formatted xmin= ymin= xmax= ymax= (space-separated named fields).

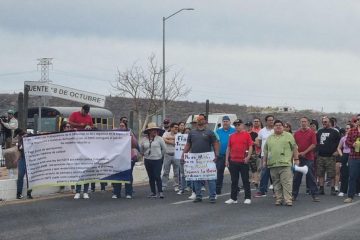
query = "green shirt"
xmin=264 ymin=132 xmax=297 ymax=168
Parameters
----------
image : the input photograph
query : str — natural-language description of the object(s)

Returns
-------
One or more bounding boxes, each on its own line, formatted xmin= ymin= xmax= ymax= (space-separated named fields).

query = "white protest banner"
xmin=24 ymin=81 xmax=106 ymax=107
xmin=174 ymin=133 xmax=188 ymax=159
xmin=23 ymin=131 xmax=131 ymax=189
xmin=184 ymin=152 xmax=217 ymax=181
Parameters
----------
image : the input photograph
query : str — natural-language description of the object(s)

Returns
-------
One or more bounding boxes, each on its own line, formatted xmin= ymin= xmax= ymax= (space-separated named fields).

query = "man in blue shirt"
xmin=215 ymin=116 xmax=236 ymax=194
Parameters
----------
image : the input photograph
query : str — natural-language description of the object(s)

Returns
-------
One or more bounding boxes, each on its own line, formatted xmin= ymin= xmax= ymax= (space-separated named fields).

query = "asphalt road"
xmin=0 ymin=177 xmax=359 ymax=240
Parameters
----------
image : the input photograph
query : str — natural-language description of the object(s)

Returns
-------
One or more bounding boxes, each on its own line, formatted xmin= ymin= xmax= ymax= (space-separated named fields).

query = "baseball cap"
xmin=82 ymin=104 xmax=90 ymax=112
xmin=244 ymin=121 xmax=253 ymax=126
xmin=222 ymin=115 xmax=230 ymax=121
xmin=233 ymin=119 xmax=243 ymax=125
xmin=7 ymin=109 xmax=15 ymax=115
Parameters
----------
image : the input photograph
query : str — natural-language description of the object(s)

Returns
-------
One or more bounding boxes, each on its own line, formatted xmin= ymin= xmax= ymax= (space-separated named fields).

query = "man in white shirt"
xmin=254 ymin=115 xmax=274 ymax=198
xmin=162 ymin=122 xmax=180 ymax=191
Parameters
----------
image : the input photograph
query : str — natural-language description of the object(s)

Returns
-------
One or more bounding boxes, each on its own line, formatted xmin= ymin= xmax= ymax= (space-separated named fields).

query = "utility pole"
xmin=37 ymin=58 xmax=53 ymax=131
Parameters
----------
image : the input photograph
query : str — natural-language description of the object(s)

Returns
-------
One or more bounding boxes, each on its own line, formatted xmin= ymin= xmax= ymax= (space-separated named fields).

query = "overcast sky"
xmin=1 ymin=0 xmax=360 ymax=113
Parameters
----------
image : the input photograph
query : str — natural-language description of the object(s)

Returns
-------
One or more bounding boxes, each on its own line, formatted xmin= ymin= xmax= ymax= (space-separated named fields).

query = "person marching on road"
xmin=316 ymin=116 xmax=341 ymax=195
xmin=292 ymin=117 xmax=320 ymax=202
xmin=68 ymin=104 xmax=94 ymax=199
xmin=254 ymin=115 xmax=275 ymax=198
xmin=263 ymin=120 xmax=299 ymax=206
xmin=182 ymin=114 xmax=219 ymax=203
xmin=225 ymin=119 xmax=253 ymax=205
xmin=215 ymin=116 xmax=236 ymax=195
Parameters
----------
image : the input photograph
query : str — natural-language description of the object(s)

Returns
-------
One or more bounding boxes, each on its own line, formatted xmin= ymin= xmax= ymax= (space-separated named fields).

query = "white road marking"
xmin=218 ymin=201 xmax=360 ymax=240
xmin=301 ymin=218 xmax=360 ymax=240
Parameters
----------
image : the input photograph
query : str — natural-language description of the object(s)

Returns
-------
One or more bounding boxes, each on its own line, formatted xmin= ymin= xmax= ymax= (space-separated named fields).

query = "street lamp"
xmin=162 ymin=8 xmax=194 ymax=122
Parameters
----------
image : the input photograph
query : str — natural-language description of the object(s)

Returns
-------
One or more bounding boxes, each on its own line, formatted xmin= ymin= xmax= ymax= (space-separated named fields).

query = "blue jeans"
xmin=259 ymin=166 xmax=270 ymax=194
xmin=348 ymin=159 xmax=360 ymax=198
xmin=76 ymin=183 xmax=89 ymax=193
xmin=292 ymin=158 xmax=318 ymax=198
xmin=113 ymin=161 xmax=135 ymax=197
xmin=17 ymin=156 xmax=27 ymax=195
xmin=194 ymin=180 xmax=216 ymax=199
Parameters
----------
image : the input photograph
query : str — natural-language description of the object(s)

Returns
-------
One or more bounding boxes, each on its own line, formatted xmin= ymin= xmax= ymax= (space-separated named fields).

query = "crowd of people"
xmin=3 ymin=104 xmax=360 ymax=206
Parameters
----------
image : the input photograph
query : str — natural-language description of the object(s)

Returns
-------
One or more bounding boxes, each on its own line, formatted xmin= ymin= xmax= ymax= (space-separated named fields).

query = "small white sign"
xmin=184 ymin=152 xmax=217 ymax=181
xmin=25 ymin=81 xmax=106 ymax=107
xmin=174 ymin=133 xmax=188 ymax=159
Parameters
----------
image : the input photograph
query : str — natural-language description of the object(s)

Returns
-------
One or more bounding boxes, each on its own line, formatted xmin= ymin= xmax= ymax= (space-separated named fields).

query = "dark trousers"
xmin=229 ymin=162 xmax=251 ymax=200
xmin=91 ymin=182 xmax=107 ymax=191
xmin=292 ymin=158 xmax=318 ymax=198
xmin=340 ymin=153 xmax=349 ymax=194
xmin=216 ymin=155 xmax=226 ymax=194
xmin=348 ymin=159 xmax=360 ymax=198
xmin=113 ymin=161 xmax=135 ymax=196
xmin=76 ymin=183 xmax=89 ymax=193
xmin=144 ymin=159 xmax=163 ymax=194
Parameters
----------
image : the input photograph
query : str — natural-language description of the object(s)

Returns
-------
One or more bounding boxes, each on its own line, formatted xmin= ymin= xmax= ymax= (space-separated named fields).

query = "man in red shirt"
xmin=68 ymin=104 xmax=94 ymax=130
xmin=344 ymin=114 xmax=360 ymax=203
xmin=293 ymin=117 xmax=320 ymax=202
xmin=225 ymin=119 xmax=253 ymax=204
xmin=68 ymin=104 xmax=93 ymax=199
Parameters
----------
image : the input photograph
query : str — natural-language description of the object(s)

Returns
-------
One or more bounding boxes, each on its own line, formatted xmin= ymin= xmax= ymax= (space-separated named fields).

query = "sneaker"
xmin=185 ymin=187 xmax=191 ymax=192
xmin=174 ymin=186 xmax=179 ymax=192
xmin=201 ymin=186 xmax=206 ymax=191
xmin=148 ymin=193 xmax=157 ymax=198
xmin=269 ymin=185 xmax=274 ymax=190
xmin=225 ymin=199 xmax=238 ymax=204
xmin=244 ymin=199 xmax=251 ymax=204
xmin=275 ymin=199 xmax=282 ymax=206
xmin=188 ymin=192 xmax=196 ymax=200
xmin=312 ymin=196 xmax=320 ymax=202
xmin=285 ymin=201 xmax=293 ymax=206
xmin=83 ymin=193 xmax=90 ymax=199
xmin=158 ymin=192 xmax=164 ymax=199
xmin=193 ymin=198 xmax=202 ymax=203
xmin=338 ymin=192 xmax=345 ymax=197
xmin=74 ymin=193 xmax=81 ymax=200
xmin=177 ymin=190 xmax=184 ymax=195
xmin=344 ymin=198 xmax=353 ymax=203
xmin=209 ymin=198 xmax=216 ymax=204
xmin=254 ymin=192 xmax=267 ymax=198
xmin=112 ymin=194 xmax=118 ymax=199
xmin=126 ymin=195 xmax=132 ymax=199
xmin=16 ymin=194 xmax=24 ymax=200
xmin=335 ymin=186 xmax=339 ymax=192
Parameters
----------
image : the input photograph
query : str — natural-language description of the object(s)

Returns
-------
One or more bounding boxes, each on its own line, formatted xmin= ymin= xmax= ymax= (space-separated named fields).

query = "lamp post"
xmin=162 ymin=8 xmax=194 ymax=122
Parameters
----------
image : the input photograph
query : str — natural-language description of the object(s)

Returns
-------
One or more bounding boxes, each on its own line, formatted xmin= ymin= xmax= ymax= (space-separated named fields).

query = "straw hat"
xmin=143 ymin=122 xmax=165 ymax=135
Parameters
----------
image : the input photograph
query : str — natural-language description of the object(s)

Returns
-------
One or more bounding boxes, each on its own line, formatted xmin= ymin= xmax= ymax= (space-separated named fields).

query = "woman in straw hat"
xmin=140 ymin=122 xmax=166 ymax=198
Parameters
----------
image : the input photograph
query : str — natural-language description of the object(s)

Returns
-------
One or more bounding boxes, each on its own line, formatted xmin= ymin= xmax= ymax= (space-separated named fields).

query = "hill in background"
xmin=0 ymin=93 xmax=355 ymax=130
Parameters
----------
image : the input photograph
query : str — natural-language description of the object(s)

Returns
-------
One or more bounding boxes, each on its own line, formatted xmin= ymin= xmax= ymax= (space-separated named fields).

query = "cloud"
xmin=1 ymin=0 xmax=360 ymax=113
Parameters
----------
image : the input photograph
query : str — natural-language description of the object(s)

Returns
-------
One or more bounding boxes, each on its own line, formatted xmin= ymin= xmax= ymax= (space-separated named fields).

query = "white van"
xmin=185 ymin=113 xmax=237 ymax=132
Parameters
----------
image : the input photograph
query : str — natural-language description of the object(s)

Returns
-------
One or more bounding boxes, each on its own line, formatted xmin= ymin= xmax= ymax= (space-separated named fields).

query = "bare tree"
xmin=112 ymin=54 xmax=190 ymax=137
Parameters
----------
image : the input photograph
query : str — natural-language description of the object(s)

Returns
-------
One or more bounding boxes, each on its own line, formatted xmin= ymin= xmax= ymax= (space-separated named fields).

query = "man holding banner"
xmin=182 ymin=115 xmax=219 ymax=203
